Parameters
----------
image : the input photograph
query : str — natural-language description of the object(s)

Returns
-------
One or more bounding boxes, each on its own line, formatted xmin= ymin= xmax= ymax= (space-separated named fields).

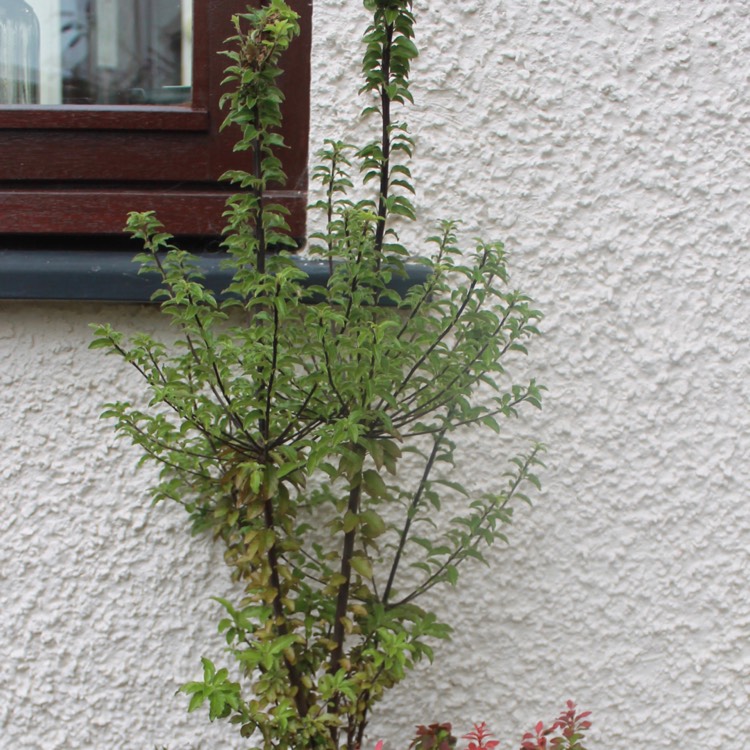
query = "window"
xmin=0 ymin=0 xmax=311 ymax=239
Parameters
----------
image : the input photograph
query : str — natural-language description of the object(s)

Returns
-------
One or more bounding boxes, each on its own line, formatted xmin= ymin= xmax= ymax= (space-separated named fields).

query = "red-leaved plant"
xmin=406 ymin=703 xmax=591 ymax=750
xmin=463 ymin=722 xmax=500 ymax=750
xmin=410 ymin=723 xmax=457 ymax=750
xmin=519 ymin=702 xmax=591 ymax=750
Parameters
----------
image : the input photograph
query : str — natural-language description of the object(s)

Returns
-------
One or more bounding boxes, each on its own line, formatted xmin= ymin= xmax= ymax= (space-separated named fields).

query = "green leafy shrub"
xmin=92 ymin=1 xmax=544 ymax=748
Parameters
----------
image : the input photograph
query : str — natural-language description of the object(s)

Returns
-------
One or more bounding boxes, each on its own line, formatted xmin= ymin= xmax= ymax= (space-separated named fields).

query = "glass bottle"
xmin=0 ymin=0 xmax=40 ymax=104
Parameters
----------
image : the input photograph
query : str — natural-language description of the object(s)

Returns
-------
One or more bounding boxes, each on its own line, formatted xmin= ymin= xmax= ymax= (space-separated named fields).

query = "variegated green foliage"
xmin=91 ymin=2 xmax=544 ymax=749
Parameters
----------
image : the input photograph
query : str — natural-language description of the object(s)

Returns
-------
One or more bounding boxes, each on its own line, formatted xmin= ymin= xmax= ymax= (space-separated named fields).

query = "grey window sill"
xmin=0 ymin=249 xmax=429 ymax=303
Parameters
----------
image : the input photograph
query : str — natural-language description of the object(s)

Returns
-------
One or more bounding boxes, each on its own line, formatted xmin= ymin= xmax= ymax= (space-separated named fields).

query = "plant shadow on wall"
xmin=91 ymin=1 xmax=590 ymax=748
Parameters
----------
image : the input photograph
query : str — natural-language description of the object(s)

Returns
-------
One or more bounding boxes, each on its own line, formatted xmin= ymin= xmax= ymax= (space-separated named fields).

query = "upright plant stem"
xmin=328 ymin=453 xmax=365 ymax=748
xmin=383 ymin=416 xmax=451 ymax=604
xmin=330 ymin=476 xmax=364 ymax=671
xmin=254 ymin=109 xmax=267 ymax=274
xmin=260 ymin=473 xmax=311 ymax=718
xmin=374 ymin=20 xmax=394 ymax=264
xmin=326 ymin=148 xmax=339 ymax=276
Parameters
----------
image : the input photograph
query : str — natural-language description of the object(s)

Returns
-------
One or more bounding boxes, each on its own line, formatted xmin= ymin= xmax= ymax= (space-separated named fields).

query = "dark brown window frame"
xmin=0 ymin=0 xmax=312 ymax=239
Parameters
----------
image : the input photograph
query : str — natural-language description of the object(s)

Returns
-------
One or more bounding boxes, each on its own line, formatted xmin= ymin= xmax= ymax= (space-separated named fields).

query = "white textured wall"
xmin=2 ymin=1 xmax=749 ymax=748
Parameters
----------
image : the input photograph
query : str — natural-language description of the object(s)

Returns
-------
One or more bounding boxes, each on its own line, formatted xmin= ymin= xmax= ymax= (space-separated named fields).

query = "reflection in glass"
xmin=1 ymin=0 xmax=192 ymax=106
xmin=0 ymin=0 xmax=41 ymax=103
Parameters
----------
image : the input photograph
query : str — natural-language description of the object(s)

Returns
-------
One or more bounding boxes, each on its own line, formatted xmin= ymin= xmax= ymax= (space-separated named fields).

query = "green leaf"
xmin=362 ymin=469 xmax=388 ymax=499
xmin=350 ymin=555 xmax=373 ymax=579
xmin=361 ymin=509 xmax=386 ymax=537
xmin=343 ymin=511 xmax=359 ymax=534
xmin=188 ymin=692 xmax=206 ymax=713
xmin=201 ymin=658 xmax=215 ymax=682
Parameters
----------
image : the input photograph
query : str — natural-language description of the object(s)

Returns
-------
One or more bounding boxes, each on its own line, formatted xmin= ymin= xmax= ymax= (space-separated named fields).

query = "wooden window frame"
xmin=0 ymin=0 xmax=311 ymax=240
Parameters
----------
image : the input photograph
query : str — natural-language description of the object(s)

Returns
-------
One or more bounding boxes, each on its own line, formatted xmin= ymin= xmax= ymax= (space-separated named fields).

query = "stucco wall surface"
xmin=2 ymin=1 xmax=749 ymax=748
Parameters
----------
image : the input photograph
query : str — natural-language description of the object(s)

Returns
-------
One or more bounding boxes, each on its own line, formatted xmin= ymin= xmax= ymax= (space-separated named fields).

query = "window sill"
xmin=0 ymin=248 xmax=430 ymax=303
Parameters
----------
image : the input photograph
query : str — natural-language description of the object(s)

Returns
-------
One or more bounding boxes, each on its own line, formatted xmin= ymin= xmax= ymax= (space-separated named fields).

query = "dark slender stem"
xmin=264 ymin=282 xmax=281 ymax=436
xmin=253 ymin=108 xmax=267 ymax=274
xmin=383 ymin=415 xmax=451 ymax=604
xmin=147 ymin=249 xmax=261 ymax=451
xmin=111 ymin=339 xmax=246 ymax=460
xmin=270 ymin=383 xmax=319 ymax=448
xmin=261 ymin=483 xmax=311 ymax=718
xmin=401 ymin=392 xmax=533 ymax=438
xmin=326 ymin=149 xmax=338 ymax=276
xmin=372 ymin=229 xmax=450 ymax=413
xmin=328 ymin=462 xmax=364 ymax=748
xmin=391 ymin=248 xmax=489 ymax=402
xmin=118 ymin=418 xmax=216 ymax=464
xmin=330 ymin=474 xmax=363 ymax=671
xmin=346 ymin=713 xmax=356 ymax=750
xmin=391 ymin=449 xmax=539 ymax=608
xmin=281 ymin=417 xmax=327 ymax=447
xmin=124 ymin=435 xmax=214 ymax=482
xmin=374 ymin=21 xmax=394 ymax=265
xmin=355 ymin=707 xmax=369 ymax=750
xmin=391 ymin=333 xmax=522 ymax=430
xmin=323 ymin=343 xmax=349 ymax=413
xmin=394 ymin=304 xmax=514 ymax=416
xmin=335 ymin=243 xmax=364 ymax=340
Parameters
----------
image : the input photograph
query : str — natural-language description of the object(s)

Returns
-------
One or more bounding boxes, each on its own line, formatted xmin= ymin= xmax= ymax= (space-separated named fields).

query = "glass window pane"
xmin=0 ymin=0 xmax=192 ymax=105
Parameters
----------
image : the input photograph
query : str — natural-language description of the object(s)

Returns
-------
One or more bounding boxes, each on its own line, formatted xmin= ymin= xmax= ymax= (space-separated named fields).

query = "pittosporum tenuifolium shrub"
xmin=92 ymin=2 xmax=544 ymax=748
